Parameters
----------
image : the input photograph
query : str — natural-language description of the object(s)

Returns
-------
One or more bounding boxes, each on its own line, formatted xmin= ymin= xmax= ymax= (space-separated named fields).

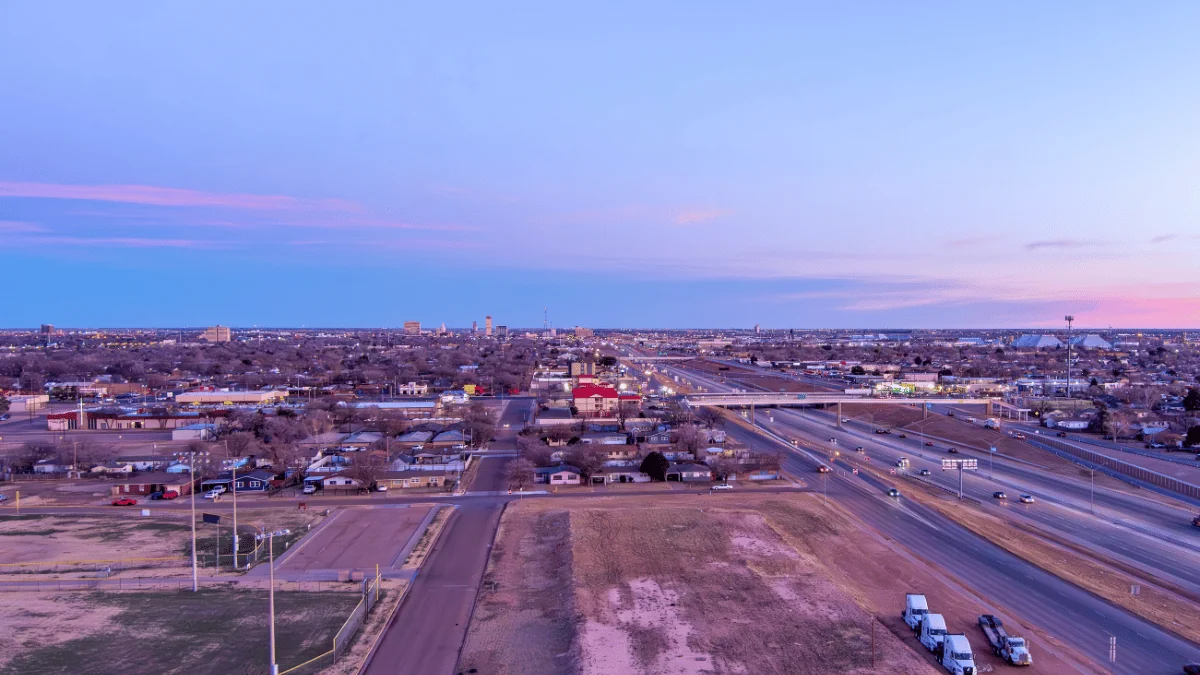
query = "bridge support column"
xmin=750 ymin=404 xmax=755 ymax=424
xmin=836 ymin=402 xmax=842 ymax=428
xmin=986 ymin=400 xmax=994 ymax=416
xmin=923 ymin=403 xmax=928 ymax=420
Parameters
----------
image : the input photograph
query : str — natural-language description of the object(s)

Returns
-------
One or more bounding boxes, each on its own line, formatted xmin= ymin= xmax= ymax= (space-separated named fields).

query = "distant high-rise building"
xmin=496 ymin=325 xmax=508 ymax=338
xmin=549 ymin=327 xmax=557 ymax=337
xmin=485 ymin=316 xmax=493 ymax=336
xmin=40 ymin=324 xmax=54 ymax=335
xmin=754 ymin=323 xmax=760 ymax=334
xmin=574 ymin=326 xmax=594 ymax=338
xmin=472 ymin=320 xmax=478 ymax=333
xmin=438 ymin=322 xmax=447 ymax=336
xmin=202 ymin=325 xmax=232 ymax=343
xmin=403 ymin=321 xmax=421 ymax=335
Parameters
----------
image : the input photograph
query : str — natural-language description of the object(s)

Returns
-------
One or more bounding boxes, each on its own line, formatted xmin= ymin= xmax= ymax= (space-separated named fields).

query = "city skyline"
xmin=3 ymin=2 xmax=1200 ymax=328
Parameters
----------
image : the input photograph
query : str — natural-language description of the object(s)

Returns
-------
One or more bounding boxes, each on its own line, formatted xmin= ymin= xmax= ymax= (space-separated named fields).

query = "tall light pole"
xmin=1065 ymin=315 xmax=1074 ymax=398
xmin=257 ymin=527 xmax=288 ymax=675
xmin=225 ymin=440 xmax=239 ymax=570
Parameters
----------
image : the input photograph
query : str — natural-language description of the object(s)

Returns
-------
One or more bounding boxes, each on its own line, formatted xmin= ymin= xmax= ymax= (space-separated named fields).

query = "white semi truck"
xmin=978 ymin=614 xmax=1032 ymax=666
xmin=939 ymin=633 xmax=977 ymax=675
xmin=919 ymin=613 xmax=949 ymax=653
xmin=903 ymin=593 xmax=929 ymax=630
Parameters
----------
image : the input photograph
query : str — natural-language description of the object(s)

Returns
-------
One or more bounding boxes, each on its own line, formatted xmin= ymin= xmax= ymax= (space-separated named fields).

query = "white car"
xmin=302 ymin=484 xmax=317 ymax=495
xmin=1019 ymin=494 xmax=1035 ymax=504
xmin=203 ymin=489 xmax=223 ymax=499
xmin=375 ymin=484 xmax=389 ymax=492
xmin=711 ymin=483 xmax=734 ymax=491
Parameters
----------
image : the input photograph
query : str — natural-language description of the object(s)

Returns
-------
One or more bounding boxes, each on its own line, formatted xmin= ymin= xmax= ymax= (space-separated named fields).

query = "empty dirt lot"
xmin=460 ymin=494 xmax=1090 ymax=674
xmin=278 ymin=505 xmax=430 ymax=574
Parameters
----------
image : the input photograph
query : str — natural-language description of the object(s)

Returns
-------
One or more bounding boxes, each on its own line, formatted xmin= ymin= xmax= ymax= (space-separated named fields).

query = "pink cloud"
xmin=7 ymin=235 xmax=227 ymax=249
xmin=288 ymin=238 xmax=483 ymax=250
xmin=0 ymin=181 xmax=360 ymax=212
xmin=0 ymin=220 xmax=47 ymax=233
xmin=673 ymin=209 xmax=732 ymax=225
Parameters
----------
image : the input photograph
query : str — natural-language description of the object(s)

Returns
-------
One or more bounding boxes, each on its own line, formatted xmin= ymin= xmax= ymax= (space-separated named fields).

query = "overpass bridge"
xmin=683 ymin=392 xmax=1027 ymax=426
xmin=625 ymin=356 xmax=698 ymax=362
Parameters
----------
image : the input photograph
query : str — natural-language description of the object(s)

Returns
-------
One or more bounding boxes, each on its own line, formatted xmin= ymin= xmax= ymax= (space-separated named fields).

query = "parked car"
xmin=375 ymin=484 xmax=389 ymax=492
xmin=302 ymin=484 xmax=318 ymax=495
xmin=112 ymin=498 xmax=138 ymax=506
xmin=711 ymin=483 xmax=734 ymax=491
xmin=887 ymin=488 xmax=901 ymax=498
xmin=162 ymin=490 xmax=179 ymax=500
xmin=1146 ymin=441 xmax=1167 ymax=449
xmin=993 ymin=491 xmax=1007 ymax=500
xmin=1019 ymin=494 xmax=1035 ymax=504
xmin=919 ymin=469 xmax=931 ymax=476
xmin=149 ymin=491 xmax=165 ymax=500
xmin=203 ymin=489 xmax=223 ymax=500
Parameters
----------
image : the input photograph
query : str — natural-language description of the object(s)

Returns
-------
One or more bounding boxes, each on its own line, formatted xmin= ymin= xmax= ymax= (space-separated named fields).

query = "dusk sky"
xmin=2 ymin=2 xmax=1199 ymax=329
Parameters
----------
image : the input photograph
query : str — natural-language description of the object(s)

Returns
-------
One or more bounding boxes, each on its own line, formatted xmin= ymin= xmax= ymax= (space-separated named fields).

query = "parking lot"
xmin=275 ymin=505 xmax=432 ymax=574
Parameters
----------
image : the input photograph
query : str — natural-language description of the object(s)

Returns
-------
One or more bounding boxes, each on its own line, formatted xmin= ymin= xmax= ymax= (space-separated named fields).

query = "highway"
xmin=655 ymin=360 xmax=1200 ymax=673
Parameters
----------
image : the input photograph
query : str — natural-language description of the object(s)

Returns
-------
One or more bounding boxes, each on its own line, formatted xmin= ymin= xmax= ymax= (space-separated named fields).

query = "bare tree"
xmin=506 ymin=457 xmax=536 ymax=490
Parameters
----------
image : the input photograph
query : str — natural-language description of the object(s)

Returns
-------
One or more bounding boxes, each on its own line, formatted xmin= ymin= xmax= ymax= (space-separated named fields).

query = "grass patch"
xmin=0 ymin=588 xmax=362 ymax=675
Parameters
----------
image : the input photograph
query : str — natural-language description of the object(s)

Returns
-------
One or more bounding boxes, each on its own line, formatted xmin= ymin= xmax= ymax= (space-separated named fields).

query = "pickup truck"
xmin=978 ymin=614 xmax=1032 ymax=666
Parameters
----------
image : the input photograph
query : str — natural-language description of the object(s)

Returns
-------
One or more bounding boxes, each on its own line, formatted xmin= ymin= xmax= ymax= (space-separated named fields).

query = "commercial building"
xmin=175 ymin=390 xmax=288 ymax=406
xmin=575 ymin=326 xmax=595 ymax=338
xmin=202 ymin=325 xmax=232 ymax=343
xmin=40 ymin=324 xmax=55 ymax=335
xmin=572 ymin=384 xmax=620 ymax=416
xmin=485 ymin=316 xmax=493 ymax=336
xmin=496 ymin=325 xmax=508 ymax=338
xmin=403 ymin=321 xmax=421 ymax=335
xmin=5 ymin=394 xmax=49 ymax=413
xmin=1011 ymin=334 xmax=1064 ymax=349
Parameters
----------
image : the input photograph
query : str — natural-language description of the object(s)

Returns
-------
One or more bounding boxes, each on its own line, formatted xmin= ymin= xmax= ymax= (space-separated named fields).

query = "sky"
xmin=2 ymin=1 xmax=1199 ymax=329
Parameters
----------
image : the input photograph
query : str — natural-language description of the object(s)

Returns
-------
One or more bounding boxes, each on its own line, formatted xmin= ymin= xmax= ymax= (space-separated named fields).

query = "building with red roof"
xmin=572 ymin=383 xmax=620 ymax=416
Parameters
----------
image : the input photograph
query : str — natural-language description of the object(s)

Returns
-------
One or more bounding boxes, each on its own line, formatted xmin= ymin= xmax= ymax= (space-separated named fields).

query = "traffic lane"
xmin=801 ymin=408 xmax=1199 ymax=530
xmin=725 ymin=411 xmax=1200 ymax=672
xmin=773 ymin=410 xmax=1200 ymax=591
xmin=363 ymin=502 xmax=503 ymax=675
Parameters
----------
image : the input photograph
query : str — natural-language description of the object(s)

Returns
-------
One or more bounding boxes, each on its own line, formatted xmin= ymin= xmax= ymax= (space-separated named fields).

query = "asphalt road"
xmin=670 ymin=362 xmax=1200 ymax=673
xmin=361 ymin=397 xmax=530 ymax=675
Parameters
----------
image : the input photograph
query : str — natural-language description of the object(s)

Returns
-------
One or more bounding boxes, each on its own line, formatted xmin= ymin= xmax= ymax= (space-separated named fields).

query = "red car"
xmin=112 ymin=497 xmax=138 ymax=506
xmin=161 ymin=490 xmax=179 ymax=500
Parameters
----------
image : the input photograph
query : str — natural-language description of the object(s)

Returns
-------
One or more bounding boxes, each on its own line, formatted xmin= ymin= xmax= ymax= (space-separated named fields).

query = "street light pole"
xmin=1065 ymin=315 xmax=1074 ymax=398
xmin=269 ymin=532 xmax=278 ymax=675
xmin=189 ymin=456 xmax=198 ymax=592
xmin=232 ymin=459 xmax=239 ymax=570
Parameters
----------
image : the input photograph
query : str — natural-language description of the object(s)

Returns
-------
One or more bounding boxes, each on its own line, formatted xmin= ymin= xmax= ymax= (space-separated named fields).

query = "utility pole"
xmin=231 ymin=452 xmax=239 ymax=570
xmin=269 ymin=532 xmax=278 ymax=675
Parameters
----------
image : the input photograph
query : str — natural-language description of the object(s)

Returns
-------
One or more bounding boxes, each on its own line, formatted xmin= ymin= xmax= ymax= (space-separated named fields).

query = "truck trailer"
xmin=978 ymin=614 xmax=1032 ymax=666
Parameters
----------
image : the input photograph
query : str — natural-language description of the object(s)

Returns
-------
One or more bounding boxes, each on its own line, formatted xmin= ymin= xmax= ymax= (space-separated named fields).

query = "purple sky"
xmin=2 ymin=2 xmax=1199 ymax=328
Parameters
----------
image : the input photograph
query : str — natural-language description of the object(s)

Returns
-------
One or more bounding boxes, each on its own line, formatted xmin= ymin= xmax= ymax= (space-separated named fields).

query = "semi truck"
xmin=918 ymin=613 xmax=949 ymax=654
xmin=939 ymin=634 xmax=977 ymax=675
xmin=903 ymin=593 xmax=929 ymax=630
xmin=978 ymin=614 xmax=1032 ymax=666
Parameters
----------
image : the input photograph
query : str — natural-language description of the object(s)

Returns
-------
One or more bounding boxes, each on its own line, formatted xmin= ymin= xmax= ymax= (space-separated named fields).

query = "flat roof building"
xmin=175 ymin=390 xmax=287 ymax=406
xmin=202 ymin=325 xmax=232 ymax=343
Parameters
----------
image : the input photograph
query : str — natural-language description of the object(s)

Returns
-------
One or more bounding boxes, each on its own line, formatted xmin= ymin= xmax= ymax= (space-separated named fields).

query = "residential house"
xmin=33 ymin=459 xmax=73 ymax=474
xmin=114 ymin=455 xmax=172 ymax=471
xmin=666 ymin=463 xmax=712 ymax=482
xmin=200 ymin=469 xmax=277 ymax=493
xmin=391 ymin=453 xmax=467 ymax=473
xmin=110 ymin=472 xmax=194 ymax=496
xmin=321 ymin=474 xmax=363 ymax=490
xmin=90 ymin=461 xmax=134 ymax=475
xmin=376 ymin=470 xmax=450 ymax=490
xmin=601 ymin=468 xmax=651 ymax=484
xmin=534 ymin=464 xmax=583 ymax=485
xmin=580 ymin=432 xmax=629 ymax=445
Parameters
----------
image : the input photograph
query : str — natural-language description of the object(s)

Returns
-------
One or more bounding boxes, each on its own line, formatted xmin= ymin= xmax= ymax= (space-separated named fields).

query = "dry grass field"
xmin=0 ymin=588 xmax=362 ymax=675
xmin=461 ymin=494 xmax=941 ymax=675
